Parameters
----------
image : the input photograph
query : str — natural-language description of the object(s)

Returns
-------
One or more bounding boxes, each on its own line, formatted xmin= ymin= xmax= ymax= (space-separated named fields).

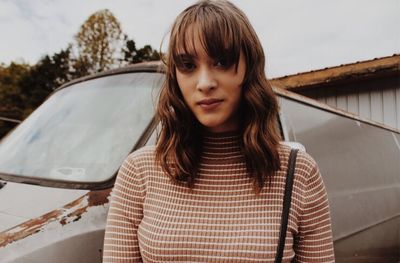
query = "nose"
xmin=196 ymin=66 xmax=217 ymax=92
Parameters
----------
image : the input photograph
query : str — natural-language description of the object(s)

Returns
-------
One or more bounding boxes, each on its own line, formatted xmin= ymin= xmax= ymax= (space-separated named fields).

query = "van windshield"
xmin=0 ymin=72 xmax=163 ymax=184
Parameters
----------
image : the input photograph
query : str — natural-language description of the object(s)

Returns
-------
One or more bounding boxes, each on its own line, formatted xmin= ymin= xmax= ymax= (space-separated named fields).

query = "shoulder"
xmin=277 ymin=144 xmax=327 ymax=204
xmin=119 ymin=145 xmax=157 ymax=176
xmin=278 ymin=143 xmax=319 ymax=177
xmin=123 ymin=145 xmax=156 ymax=166
xmin=111 ymin=147 xmax=157 ymax=200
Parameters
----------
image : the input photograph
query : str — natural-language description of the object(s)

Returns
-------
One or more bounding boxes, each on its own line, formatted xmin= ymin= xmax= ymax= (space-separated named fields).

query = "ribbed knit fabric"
xmin=103 ymin=131 xmax=335 ymax=262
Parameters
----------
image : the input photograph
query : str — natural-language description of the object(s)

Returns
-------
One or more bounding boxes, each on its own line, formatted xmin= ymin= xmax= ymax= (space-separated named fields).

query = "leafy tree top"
xmin=75 ymin=9 xmax=123 ymax=73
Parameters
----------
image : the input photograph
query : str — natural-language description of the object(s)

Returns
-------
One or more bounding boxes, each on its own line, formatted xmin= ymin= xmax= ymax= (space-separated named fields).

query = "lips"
xmin=197 ymin=98 xmax=223 ymax=110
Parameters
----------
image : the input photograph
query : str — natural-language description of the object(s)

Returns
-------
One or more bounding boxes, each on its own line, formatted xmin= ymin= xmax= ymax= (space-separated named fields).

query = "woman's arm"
xmin=103 ymin=155 xmax=145 ymax=263
xmin=294 ymin=160 xmax=335 ymax=263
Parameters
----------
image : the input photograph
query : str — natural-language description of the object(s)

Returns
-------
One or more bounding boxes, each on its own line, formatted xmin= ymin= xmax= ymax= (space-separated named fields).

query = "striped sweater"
xmin=103 ymin=131 xmax=335 ymax=262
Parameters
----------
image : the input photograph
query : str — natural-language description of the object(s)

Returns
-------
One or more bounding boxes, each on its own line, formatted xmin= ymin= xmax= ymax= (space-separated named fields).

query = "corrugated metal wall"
xmin=298 ymin=76 xmax=400 ymax=130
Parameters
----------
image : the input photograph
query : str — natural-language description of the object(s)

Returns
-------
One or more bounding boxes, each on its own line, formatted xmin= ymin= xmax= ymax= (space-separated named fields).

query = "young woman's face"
xmin=175 ymin=35 xmax=246 ymax=133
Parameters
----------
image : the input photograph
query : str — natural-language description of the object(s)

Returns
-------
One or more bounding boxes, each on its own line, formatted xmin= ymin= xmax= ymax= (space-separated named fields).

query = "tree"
xmin=0 ymin=62 xmax=30 ymax=137
xmin=70 ymin=54 xmax=91 ymax=79
xmin=122 ymin=38 xmax=161 ymax=65
xmin=0 ymin=62 xmax=30 ymax=119
xmin=75 ymin=9 xmax=123 ymax=73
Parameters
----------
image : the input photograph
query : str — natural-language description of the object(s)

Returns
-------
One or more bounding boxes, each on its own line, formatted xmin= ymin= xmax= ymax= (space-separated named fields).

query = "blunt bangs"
xmin=171 ymin=2 xmax=242 ymax=70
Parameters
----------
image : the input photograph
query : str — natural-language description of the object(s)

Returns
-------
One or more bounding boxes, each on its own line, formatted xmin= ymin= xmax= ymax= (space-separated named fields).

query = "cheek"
xmin=227 ymin=75 xmax=244 ymax=97
xmin=227 ymin=78 xmax=244 ymax=111
xmin=232 ymin=86 xmax=243 ymax=108
xmin=176 ymin=72 xmax=186 ymax=93
xmin=176 ymin=73 xmax=193 ymax=105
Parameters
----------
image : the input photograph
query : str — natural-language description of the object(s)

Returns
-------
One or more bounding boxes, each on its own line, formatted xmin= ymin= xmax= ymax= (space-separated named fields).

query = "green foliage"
xmin=70 ymin=55 xmax=91 ymax=79
xmin=0 ymin=62 xmax=30 ymax=119
xmin=0 ymin=63 xmax=30 ymax=138
xmin=75 ymin=9 xmax=123 ymax=73
xmin=122 ymin=39 xmax=161 ymax=64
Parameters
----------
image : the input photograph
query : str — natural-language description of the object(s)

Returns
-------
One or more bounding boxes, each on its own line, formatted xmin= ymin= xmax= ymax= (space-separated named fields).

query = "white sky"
xmin=0 ymin=0 xmax=399 ymax=77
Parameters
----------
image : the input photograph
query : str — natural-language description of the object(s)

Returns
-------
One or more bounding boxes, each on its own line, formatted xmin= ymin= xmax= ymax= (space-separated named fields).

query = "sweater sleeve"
xmin=294 ymin=157 xmax=335 ymax=262
xmin=103 ymin=154 xmax=145 ymax=263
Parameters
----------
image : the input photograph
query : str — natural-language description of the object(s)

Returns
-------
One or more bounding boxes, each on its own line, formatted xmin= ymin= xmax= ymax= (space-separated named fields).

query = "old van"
xmin=0 ymin=62 xmax=399 ymax=262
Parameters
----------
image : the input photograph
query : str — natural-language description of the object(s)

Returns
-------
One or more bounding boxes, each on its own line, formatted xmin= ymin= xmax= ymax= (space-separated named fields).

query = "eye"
xmin=176 ymin=59 xmax=196 ymax=72
xmin=182 ymin=61 xmax=195 ymax=71
xmin=214 ymin=58 xmax=230 ymax=69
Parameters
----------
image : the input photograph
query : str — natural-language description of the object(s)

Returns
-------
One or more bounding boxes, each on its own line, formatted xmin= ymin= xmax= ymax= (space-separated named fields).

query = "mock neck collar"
xmin=200 ymin=130 xmax=244 ymax=164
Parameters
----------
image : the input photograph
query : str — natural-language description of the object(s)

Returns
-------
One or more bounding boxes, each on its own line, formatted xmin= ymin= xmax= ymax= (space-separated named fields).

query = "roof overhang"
xmin=271 ymin=54 xmax=400 ymax=91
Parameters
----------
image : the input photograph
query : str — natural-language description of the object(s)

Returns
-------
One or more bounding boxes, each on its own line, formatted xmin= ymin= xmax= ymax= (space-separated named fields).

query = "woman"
xmin=103 ymin=0 xmax=335 ymax=262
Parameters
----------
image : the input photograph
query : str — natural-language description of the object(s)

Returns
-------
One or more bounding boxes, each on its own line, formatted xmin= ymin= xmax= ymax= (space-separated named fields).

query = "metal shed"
xmin=272 ymin=54 xmax=400 ymax=130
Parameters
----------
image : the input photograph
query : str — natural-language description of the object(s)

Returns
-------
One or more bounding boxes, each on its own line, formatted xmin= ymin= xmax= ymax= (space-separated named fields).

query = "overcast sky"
xmin=0 ymin=0 xmax=399 ymax=77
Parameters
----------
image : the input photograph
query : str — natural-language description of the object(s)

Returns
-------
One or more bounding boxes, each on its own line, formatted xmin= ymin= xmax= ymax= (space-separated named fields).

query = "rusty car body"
xmin=0 ymin=62 xmax=399 ymax=262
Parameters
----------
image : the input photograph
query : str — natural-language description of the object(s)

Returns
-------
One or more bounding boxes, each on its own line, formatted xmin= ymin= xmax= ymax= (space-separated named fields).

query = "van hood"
xmin=0 ymin=180 xmax=89 ymax=233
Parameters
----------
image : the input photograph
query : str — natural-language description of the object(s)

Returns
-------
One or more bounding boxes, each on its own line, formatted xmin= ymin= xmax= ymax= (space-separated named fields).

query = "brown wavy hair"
xmin=156 ymin=0 xmax=281 ymax=192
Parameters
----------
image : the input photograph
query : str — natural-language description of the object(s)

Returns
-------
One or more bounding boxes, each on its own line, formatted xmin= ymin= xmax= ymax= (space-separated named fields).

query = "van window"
xmin=0 ymin=73 xmax=163 ymax=183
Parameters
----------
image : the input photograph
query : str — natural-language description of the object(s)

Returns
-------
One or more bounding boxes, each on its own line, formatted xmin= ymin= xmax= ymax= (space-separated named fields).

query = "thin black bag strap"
xmin=275 ymin=148 xmax=299 ymax=263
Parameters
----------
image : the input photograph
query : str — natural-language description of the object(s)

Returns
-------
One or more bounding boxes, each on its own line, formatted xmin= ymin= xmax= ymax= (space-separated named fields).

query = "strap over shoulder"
xmin=275 ymin=148 xmax=299 ymax=263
